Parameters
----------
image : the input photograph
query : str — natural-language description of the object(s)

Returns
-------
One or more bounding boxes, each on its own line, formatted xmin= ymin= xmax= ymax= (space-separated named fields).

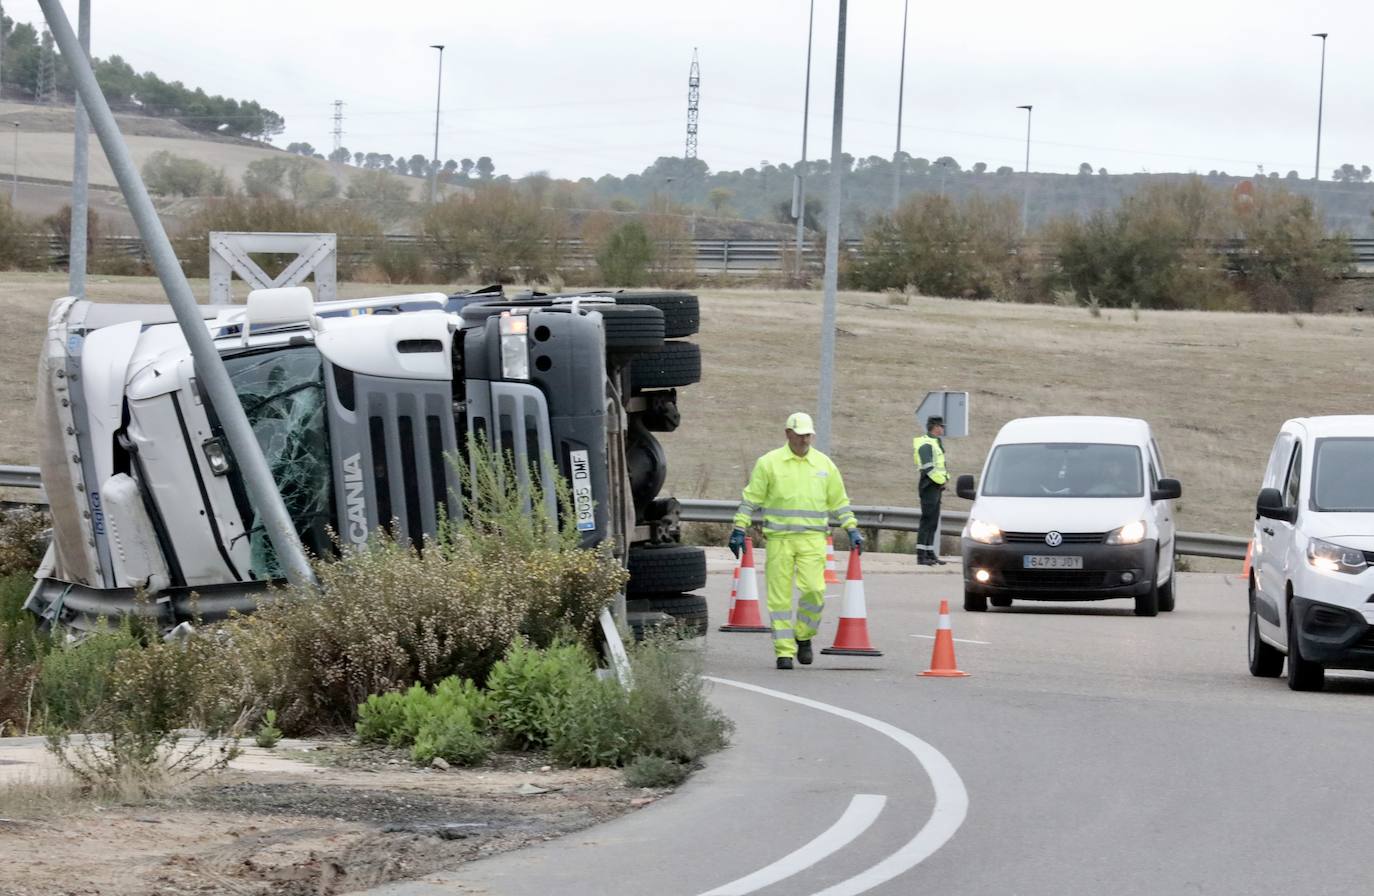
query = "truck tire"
xmin=645 ymin=592 xmax=708 ymax=637
xmin=627 ymin=544 xmax=707 ymax=596
xmin=631 ymin=341 xmax=701 ymax=390
xmin=614 ymin=292 xmax=700 ymax=339
xmin=600 ymin=305 xmax=665 ymax=359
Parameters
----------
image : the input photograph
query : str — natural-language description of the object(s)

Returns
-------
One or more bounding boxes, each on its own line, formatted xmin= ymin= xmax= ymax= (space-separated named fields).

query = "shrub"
xmin=595 ymin=221 xmax=654 ymax=287
xmin=624 ymin=754 xmax=689 ymax=788
xmin=0 ymin=507 xmax=48 ymax=577
xmin=0 ymin=196 xmax=43 ymax=270
xmin=34 ymin=622 xmax=141 ymax=733
xmin=141 ymin=150 xmax=228 ymax=197
xmin=254 ymin=709 xmax=283 ymax=748
xmin=486 ymin=640 xmax=595 ymax=749
xmin=355 ymin=688 xmax=409 ymax=745
xmin=355 ymin=677 xmax=492 ymax=765
xmin=625 ymin=633 xmax=731 ymax=764
xmin=422 ymin=186 xmax=552 ymax=282
xmin=371 ymin=239 xmax=431 ymax=284
xmin=544 ymin=672 xmax=636 ymax=767
xmin=0 ymin=572 xmax=48 ymax=735
xmin=411 ymin=707 xmax=491 ymax=766
xmin=1230 ymin=188 xmax=1352 ymax=312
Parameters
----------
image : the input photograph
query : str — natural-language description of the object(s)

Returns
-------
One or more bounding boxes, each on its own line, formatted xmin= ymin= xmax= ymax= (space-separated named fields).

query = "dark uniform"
xmin=912 ymin=416 xmax=948 ymax=565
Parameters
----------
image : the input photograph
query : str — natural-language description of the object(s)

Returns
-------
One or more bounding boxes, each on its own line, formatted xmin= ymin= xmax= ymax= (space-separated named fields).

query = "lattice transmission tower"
xmin=685 ymin=48 xmax=699 ymax=160
xmin=37 ymin=29 xmax=56 ymax=105
xmin=332 ymin=100 xmax=344 ymax=153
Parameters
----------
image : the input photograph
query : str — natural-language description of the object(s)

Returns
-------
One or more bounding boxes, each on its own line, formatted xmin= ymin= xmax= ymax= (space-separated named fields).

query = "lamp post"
xmin=815 ymin=0 xmax=847 ymax=453
xmin=793 ymin=0 xmax=815 ymax=279
xmin=1017 ymin=104 xmax=1032 ymax=236
xmin=429 ymin=43 xmax=445 ymax=203
xmin=1312 ymin=32 xmax=1328 ymax=182
xmin=892 ymin=0 xmax=909 ymax=211
xmin=9 ymin=122 xmax=18 ymax=204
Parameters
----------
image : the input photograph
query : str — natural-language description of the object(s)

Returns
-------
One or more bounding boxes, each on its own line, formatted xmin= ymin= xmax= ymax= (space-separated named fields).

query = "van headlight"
xmin=1306 ymin=538 xmax=1368 ymax=575
xmin=1106 ymin=520 xmax=1147 ymax=545
xmin=499 ymin=312 xmax=529 ymax=380
xmin=968 ymin=519 xmax=1003 ymax=545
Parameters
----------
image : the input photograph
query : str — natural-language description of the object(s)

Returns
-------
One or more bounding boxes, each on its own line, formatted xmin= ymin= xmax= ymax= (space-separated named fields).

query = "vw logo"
xmin=1045 ymin=531 xmax=1064 ymax=547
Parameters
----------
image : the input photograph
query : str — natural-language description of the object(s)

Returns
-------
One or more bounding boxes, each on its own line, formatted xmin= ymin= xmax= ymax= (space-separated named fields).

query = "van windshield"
xmin=983 ymin=443 xmax=1143 ymax=498
xmin=1312 ymin=438 xmax=1374 ymax=512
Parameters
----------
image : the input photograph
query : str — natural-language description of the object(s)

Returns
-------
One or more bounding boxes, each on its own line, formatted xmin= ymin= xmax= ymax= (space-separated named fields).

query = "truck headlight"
xmin=1106 ymin=520 xmax=1147 ymax=545
xmin=499 ymin=313 xmax=529 ymax=380
xmin=968 ymin=519 xmax=1003 ymax=545
xmin=1306 ymin=537 xmax=1368 ymax=575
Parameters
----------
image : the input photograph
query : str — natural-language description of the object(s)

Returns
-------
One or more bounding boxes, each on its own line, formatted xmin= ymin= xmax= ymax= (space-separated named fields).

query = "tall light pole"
xmin=892 ymin=0 xmax=909 ymax=211
xmin=9 ymin=122 xmax=18 ymax=204
xmin=1017 ymin=104 xmax=1032 ymax=236
xmin=1312 ymin=32 xmax=1328 ymax=182
xmin=429 ymin=43 xmax=445 ymax=204
xmin=816 ymin=0 xmax=847 ymax=454
xmin=792 ymin=0 xmax=815 ymax=279
xmin=69 ymin=0 xmax=90 ymax=299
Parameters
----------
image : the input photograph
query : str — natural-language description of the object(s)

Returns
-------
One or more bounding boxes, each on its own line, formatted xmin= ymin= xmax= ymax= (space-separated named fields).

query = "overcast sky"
xmin=22 ymin=0 xmax=1374 ymax=181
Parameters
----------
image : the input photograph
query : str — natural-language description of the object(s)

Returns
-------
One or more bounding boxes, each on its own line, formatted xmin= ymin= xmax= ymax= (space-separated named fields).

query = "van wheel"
xmin=1157 ymin=575 xmax=1176 ymax=612
xmin=989 ymin=595 xmax=1012 ymax=608
xmin=1247 ymin=601 xmax=1283 ymax=678
xmin=1134 ymin=583 xmax=1159 ymax=617
xmin=964 ymin=588 xmax=987 ymax=612
xmin=1286 ymin=603 xmax=1325 ymax=691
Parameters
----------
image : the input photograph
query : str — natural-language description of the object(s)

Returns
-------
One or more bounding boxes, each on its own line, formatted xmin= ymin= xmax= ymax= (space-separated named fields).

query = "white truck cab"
xmin=957 ymin=416 xmax=1181 ymax=616
xmin=1248 ymin=416 xmax=1374 ymax=691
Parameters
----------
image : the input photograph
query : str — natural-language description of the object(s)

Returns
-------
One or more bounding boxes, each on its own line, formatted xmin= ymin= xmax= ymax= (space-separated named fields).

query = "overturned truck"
xmin=26 ymin=286 xmax=708 ymax=634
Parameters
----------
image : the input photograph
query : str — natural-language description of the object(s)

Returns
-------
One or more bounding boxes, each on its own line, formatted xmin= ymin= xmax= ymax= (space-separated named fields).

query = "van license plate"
xmin=1024 ymin=555 xmax=1083 ymax=570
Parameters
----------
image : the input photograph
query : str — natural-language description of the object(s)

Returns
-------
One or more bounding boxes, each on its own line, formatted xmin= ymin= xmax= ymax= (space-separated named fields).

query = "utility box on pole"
xmin=915 ymin=390 xmax=969 ymax=437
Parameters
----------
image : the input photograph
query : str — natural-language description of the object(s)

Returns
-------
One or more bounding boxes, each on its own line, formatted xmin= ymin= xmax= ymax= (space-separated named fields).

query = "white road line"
xmin=698 ymin=794 xmax=887 ymax=896
xmin=909 ymin=634 xmax=991 ymax=645
xmin=705 ymin=677 xmax=968 ymax=896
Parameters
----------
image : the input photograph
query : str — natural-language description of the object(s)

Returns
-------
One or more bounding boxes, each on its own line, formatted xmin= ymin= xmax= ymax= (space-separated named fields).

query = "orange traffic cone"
xmin=720 ymin=537 xmax=770 ymax=632
xmin=920 ymin=600 xmax=970 ymax=678
xmin=1236 ymin=540 xmax=1253 ymax=581
xmin=821 ymin=549 xmax=882 ymax=656
xmin=824 ymin=535 xmax=842 ymax=585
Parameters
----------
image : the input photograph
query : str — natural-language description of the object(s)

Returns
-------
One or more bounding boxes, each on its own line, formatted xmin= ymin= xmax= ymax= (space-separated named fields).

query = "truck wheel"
xmin=627 ymin=544 xmax=707 ymax=596
xmin=631 ymin=341 xmax=701 ymax=390
xmin=1286 ymin=603 xmax=1325 ymax=691
xmin=600 ymin=305 xmax=665 ymax=360
xmin=645 ymin=592 xmax=708 ymax=637
xmin=614 ymin=292 xmax=699 ymax=339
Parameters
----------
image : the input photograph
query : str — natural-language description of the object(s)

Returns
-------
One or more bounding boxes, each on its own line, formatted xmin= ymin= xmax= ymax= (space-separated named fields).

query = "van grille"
xmin=1003 ymin=531 xmax=1107 ymax=544
xmin=998 ymin=570 xmax=1115 ymax=589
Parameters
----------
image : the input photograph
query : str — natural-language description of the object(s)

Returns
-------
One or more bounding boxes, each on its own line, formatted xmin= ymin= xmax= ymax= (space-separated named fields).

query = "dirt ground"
xmin=0 ymin=739 xmax=647 ymax=896
xmin=6 ymin=273 xmax=1374 ymax=536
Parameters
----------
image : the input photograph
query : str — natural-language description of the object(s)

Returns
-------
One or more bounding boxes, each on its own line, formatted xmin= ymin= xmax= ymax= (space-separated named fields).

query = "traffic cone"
xmin=720 ymin=537 xmax=770 ymax=632
xmin=1236 ymin=540 xmax=1253 ymax=581
xmin=821 ymin=549 xmax=882 ymax=656
xmin=824 ymin=535 xmax=842 ymax=585
xmin=920 ymin=600 xmax=970 ymax=678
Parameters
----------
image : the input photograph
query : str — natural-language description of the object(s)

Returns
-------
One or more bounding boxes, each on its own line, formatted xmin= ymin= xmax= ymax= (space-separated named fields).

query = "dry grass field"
xmin=3 ymin=272 xmax=1373 ymax=538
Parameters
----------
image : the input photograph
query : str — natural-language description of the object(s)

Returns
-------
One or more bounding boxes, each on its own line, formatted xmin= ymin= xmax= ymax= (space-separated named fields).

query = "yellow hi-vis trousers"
xmin=765 ymin=532 xmax=827 ymax=658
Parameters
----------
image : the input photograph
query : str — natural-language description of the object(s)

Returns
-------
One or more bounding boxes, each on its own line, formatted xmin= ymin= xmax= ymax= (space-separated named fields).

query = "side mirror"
xmin=1151 ymin=478 xmax=1181 ymax=502
xmin=1256 ymin=487 xmax=1296 ymax=523
xmin=956 ymin=474 xmax=977 ymax=501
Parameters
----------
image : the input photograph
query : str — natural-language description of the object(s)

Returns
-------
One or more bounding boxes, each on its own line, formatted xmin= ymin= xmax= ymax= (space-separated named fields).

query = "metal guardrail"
xmin=674 ymin=498 xmax=1249 ymax=561
xmin=0 ymin=464 xmax=1254 ymax=561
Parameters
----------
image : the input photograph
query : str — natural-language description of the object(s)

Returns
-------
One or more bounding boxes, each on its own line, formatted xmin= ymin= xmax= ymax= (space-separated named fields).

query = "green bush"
xmin=141 ymin=150 xmax=228 ymax=198
xmin=486 ymin=640 xmax=595 ymax=749
xmin=254 ymin=709 xmax=283 ymax=749
xmin=625 ymin=633 xmax=731 ymax=764
xmin=355 ymin=689 xmax=409 ymax=745
xmin=0 ymin=572 xmax=48 ymax=734
xmin=422 ymin=187 xmax=553 ymax=282
xmin=0 ymin=507 xmax=49 ymax=577
xmin=35 ymin=622 xmax=141 ymax=733
xmin=623 ymin=754 xmax=689 ymax=788
xmin=411 ymin=708 xmax=491 ymax=766
xmin=595 ymin=221 xmax=654 ymax=287
xmin=355 ymin=678 xmax=492 ymax=766
xmin=544 ymin=673 xmax=636 ymax=767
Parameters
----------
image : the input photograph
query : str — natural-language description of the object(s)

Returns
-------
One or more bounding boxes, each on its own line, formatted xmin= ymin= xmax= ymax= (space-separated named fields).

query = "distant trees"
xmin=141 ymin=150 xmax=228 ymax=197
xmin=422 ymin=187 xmax=551 ymax=281
xmin=1332 ymin=163 xmax=1372 ymax=183
xmin=1078 ymin=163 xmax=1093 ymax=176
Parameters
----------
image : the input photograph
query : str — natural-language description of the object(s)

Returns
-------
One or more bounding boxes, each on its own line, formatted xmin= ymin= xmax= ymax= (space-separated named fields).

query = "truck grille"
xmin=1003 ymin=531 xmax=1107 ymax=544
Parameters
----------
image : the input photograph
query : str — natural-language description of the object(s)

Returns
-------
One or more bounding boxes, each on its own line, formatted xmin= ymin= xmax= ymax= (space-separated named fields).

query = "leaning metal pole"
xmin=793 ymin=0 xmax=815 ymax=280
xmin=38 ymin=0 xmax=317 ymax=588
xmin=68 ymin=0 xmax=90 ymax=299
xmin=815 ymin=0 xmax=847 ymax=454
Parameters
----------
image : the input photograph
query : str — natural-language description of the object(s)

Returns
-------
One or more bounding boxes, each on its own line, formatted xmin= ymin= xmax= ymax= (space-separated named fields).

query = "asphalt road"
xmin=369 ymin=561 xmax=1374 ymax=896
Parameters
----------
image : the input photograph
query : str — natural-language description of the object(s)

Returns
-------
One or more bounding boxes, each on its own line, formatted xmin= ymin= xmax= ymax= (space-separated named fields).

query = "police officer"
xmin=730 ymin=412 xmax=862 ymax=670
xmin=913 ymin=415 xmax=948 ymax=565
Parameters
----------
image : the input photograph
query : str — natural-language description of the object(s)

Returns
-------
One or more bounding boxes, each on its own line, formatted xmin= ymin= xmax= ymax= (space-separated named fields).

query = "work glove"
xmin=728 ymin=528 xmax=746 ymax=559
xmin=848 ymin=529 xmax=864 ymax=554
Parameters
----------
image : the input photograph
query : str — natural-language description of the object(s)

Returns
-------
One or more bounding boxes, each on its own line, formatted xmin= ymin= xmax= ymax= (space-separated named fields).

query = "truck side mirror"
xmin=956 ymin=474 xmax=977 ymax=501
xmin=1256 ymin=487 xmax=1296 ymax=523
xmin=1151 ymin=478 xmax=1181 ymax=502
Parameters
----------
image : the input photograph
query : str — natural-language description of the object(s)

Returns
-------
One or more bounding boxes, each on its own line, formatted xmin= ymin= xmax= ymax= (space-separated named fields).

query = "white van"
xmin=956 ymin=416 xmax=1181 ymax=616
xmin=1248 ymin=416 xmax=1374 ymax=691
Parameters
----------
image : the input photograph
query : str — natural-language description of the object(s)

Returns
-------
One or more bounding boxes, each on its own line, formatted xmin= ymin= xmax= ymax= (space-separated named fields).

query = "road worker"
xmin=729 ymin=412 xmax=862 ymax=670
xmin=913 ymin=415 xmax=949 ymax=565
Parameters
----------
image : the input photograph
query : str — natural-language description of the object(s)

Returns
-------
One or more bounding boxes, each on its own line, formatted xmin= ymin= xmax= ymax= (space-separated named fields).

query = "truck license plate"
xmin=1023 ymin=555 xmax=1083 ymax=570
xmin=569 ymin=450 xmax=596 ymax=532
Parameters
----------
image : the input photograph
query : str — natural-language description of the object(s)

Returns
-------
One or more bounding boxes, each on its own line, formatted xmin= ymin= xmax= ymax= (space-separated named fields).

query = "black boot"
xmin=776 ymin=657 xmax=794 ymax=670
xmin=797 ymin=640 xmax=813 ymax=665
xmin=917 ymin=550 xmax=935 ymax=566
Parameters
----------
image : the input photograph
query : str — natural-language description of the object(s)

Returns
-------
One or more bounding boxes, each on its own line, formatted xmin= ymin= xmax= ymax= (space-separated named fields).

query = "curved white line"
xmin=699 ymin=794 xmax=886 ymax=896
xmin=705 ymin=677 xmax=968 ymax=896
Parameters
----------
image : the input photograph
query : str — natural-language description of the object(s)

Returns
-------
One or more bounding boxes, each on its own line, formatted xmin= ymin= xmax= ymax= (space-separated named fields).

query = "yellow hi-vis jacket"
xmin=733 ymin=445 xmax=859 ymax=537
xmin=913 ymin=435 xmax=948 ymax=488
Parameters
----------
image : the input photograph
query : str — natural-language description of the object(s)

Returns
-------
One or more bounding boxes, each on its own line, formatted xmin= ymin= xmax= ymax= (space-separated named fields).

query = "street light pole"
xmin=1312 ymin=32 xmax=1328 ymax=182
xmin=10 ymin=122 xmax=18 ymax=204
xmin=429 ymin=44 xmax=445 ymax=204
xmin=892 ymin=0 xmax=909 ymax=211
xmin=69 ymin=0 xmax=91 ymax=299
xmin=1017 ymin=104 xmax=1032 ymax=236
xmin=816 ymin=0 xmax=847 ymax=454
xmin=793 ymin=0 xmax=815 ymax=280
